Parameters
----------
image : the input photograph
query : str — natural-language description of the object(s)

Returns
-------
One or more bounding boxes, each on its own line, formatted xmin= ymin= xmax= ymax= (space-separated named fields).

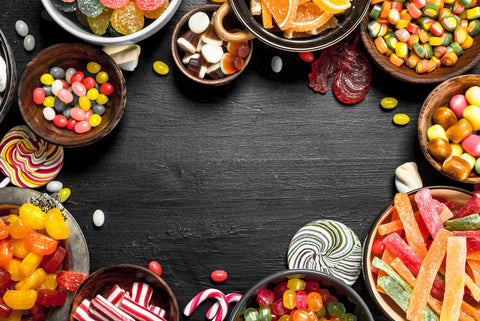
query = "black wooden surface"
xmin=0 ymin=1 xmax=478 ymax=320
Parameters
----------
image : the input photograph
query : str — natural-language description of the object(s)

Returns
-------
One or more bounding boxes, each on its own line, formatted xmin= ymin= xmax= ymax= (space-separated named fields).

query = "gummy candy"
xmin=87 ymin=8 xmax=113 ymax=35
xmin=143 ymin=0 xmax=169 ymax=18
xmin=100 ymin=0 xmax=130 ymax=8
xmin=136 ymin=0 xmax=165 ymax=11
xmin=111 ymin=1 xmax=145 ymax=35
xmin=78 ymin=0 xmax=105 ymax=17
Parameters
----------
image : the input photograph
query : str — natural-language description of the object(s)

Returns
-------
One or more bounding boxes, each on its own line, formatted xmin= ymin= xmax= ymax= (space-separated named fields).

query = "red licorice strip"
xmin=414 ymin=188 xmax=444 ymax=238
xmin=453 ymin=194 xmax=480 ymax=219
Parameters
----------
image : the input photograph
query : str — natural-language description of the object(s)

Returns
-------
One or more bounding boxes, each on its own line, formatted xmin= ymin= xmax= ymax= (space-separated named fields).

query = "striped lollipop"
xmin=287 ymin=219 xmax=362 ymax=286
xmin=0 ymin=125 xmax=64 ymax=188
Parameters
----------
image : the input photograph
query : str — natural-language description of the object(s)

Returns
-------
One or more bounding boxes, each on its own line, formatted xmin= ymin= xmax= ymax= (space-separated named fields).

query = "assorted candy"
xmin=0 ymin=202 xmax=87 ymax=320
xmin=176 ymin=10 xmax=251 ymax=80
xmin=426 ymin=85 xmax=480 ymax=181
xmin=53 ymin=0 xmax=170 ymax=36
xmin=366 ymin=0 xmax=480 ymax=73
xmin=370 ymin=189 xmax=480 ymax=321
xmin=32 ymin=62 xmax=114 ymax=134
xmin=73 ymin=282 xmax=168 ymax=321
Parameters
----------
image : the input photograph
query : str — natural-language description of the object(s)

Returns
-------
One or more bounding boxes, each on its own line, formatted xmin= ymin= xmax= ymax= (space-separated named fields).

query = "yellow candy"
xmin=37 ymin=273 xmax=58 ymax=291
xmin=87 ymin=88 xmax=100 ymax=100
xmin=153 ymin=61 xmax=169 ymax=75
xmin=96 ymin=71 xmax=109 ymax=84
xmin=460 ymin=152 xmax=476 ymax=169
xmin=19 ymin=203 xmax=46 ymax=230
xmin=451 ymin=143 xmax=464 ymax=156
xmin=40 ymin=74 xmax=54 ymax=85
xmin=96 ymin=94 xmax=109 ymax=105
xmin=45 ymin=208 xmax=69 ymax=240
xmin=11 ymin=238 xmax=28 ymax=259
xmin=15 ymin=268 xmax=46 ymax=290
xmin=427 ymin=124 xmax=448 ymax=141
xmin=393 ymin=113 xmax=410 ymax=125
xmin=59 ymin=188 xmax=71 ymax=203
xmin=19 ymin=252 xmax=43 ymax=277
xmin=395 ymin=42 xmax=408 ymax=58
xmin=3 ymin=290 xmax=37 ymax=310
xmin=287 ymin=278 xmax=306 ymax=291
xmin=79 ymin=96 xmax=91 ymax=111
xmin=89 ymin=114 xmax=102 ymax=127
xmin=7 ymin=259 xmax=23 ymax=282
xmin=461 ymin=35 xmax=474 ymax=49
xmin=87 ymin=61 xmax=102 ymax=74
xmin=43 ymin=96 xmax=55 ymax=108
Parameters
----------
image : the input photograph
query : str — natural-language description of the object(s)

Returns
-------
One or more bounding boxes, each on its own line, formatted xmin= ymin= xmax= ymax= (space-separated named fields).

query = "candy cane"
xmin=183 ymin=289 xmax=228 ymax=321
xmin=206 ymin=293 xmax=242 ymax=320
xmin=130 ymin=282 xmax=153 ymax=307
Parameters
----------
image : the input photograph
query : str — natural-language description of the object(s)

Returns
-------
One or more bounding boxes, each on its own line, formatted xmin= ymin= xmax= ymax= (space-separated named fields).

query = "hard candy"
xmin=93 ymin=209 xmax=105 ymax=227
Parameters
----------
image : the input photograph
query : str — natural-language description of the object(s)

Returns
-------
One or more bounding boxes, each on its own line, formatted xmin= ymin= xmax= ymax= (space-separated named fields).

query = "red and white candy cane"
xmin=106 ymin=285 xmax=127 ymax=306
xmin=91 ymin=295 xmax=135 ymax=321
xmin=120 ymin=295 xmax=166 ymax=321
xmin=206 ymin=293 xmax=242 ymax=320
xmin=183 ymin=289 xmax=228 ymax=321
xmin=130 ymin=282 xmax=153 ymax=307
xmin=73 ymin=299 xmax=104 ymax=321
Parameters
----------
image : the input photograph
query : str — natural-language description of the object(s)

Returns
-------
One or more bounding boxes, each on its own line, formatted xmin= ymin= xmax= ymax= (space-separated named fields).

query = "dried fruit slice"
xmin=78 ymin=0 xmax=105 ymax=17
xmin=288 ymin=2 xmax=333 ymax=32
xmin=262 ymin=0 xmax=299 ymax=30
xmin=144 ymin=0 xmax=169 ymax=19
xmin=312 ymin=0 xmax=350 ymax=14
xmin=111 ymin=1 xmax=145 ymax=35
xmin=136 ymin=0 xmax=165 ymax=10
xmin=87 ymin=8 xmax=113 ymax=35
xmin=100 ymin=0 xmax=130 ymax=9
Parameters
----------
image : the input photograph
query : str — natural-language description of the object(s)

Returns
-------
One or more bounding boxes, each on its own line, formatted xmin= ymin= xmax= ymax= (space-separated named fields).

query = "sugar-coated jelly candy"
xmin=3 ymin=289 xmax=37 ymax=310
xmin=259 ymin=306 xmax=272 ymax=321
xmin=36 ymin=289 xmax=67 ymax=306
xmin=463 ymin=105 xmax=480 ymax=130
xmin=295 ymin=290 xmax=307 ymax=310
xmin=148 ymin=260 xmax=162 ymax=276
xmin=19 ymin=203 xmax=46 ymax=230
xmin=111 ymin=1 xmax=144 ymax=35
xmin=428 ymin=137 xmax=452 ymax=160
xmin=257 ymin=288 xmax=275 ymax=306
xmin=15 ymin=267 xmax=46 ymax=290
xmin=33 ymin=87 xmax=45 ymax=105
xmin=283 ymin=289 xmax=296 ymax=309
xmin=53 ymin=114 xmax=68 ymax=127
xmin=244 ymin=308 xmax=260 ymax=321
xmin=307 ymin=292 xmax=323 ymax=312
xmin=15 ymin=20 xmax=28 ymax=37
xmin=432 ymin=106 xmax=457 ymax=129
xmin=287 ymin=278 xmax=305 ymax=291
xmin=59 ymin=188 xmax=71 ymax=202
xmin=41 ymin=245 xmax=66 ymax=274
xmin=24 ymin=35 xmax=35 ymax=51
xmin=25 ymin=231 xmax=58 ymax=255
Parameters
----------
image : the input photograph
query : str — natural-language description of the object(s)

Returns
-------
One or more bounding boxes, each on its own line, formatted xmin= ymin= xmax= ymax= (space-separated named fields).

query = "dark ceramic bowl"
xmin=213 ymin=0 xmax=369 ymax=52
xmin=69 ymin=264 xmax=179 ymax=321
xmin=18 ymin=43 xmax=126 ymax=148
xmin=0 ymin=28 xmax=16 ymax=124
xmin=363 ymin=186 xmax=473 ymax=321
xmin=229 ymin=269 xmax=374 ymax=321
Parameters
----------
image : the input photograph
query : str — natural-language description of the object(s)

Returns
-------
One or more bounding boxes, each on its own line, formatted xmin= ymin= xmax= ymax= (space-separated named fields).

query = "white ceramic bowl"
xmin=41 ymin=0 xmax=182 ymax=45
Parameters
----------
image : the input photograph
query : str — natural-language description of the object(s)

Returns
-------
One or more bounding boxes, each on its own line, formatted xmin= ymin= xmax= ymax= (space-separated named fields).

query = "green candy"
xmin=315 ymin=306 xmax=326 ymax=319
xmin=258 ymin=306 xmax=271 ymax=321
xmin=244 ymin=308 xmax=260 ymax=321
xmin=468 ymin=20 xmax=480 ymax=36
xmin=444 ymin=213 xmax=480 ymax=231
xmin=341 ymin=313 xmax=358 ymax=321
xmin=476 ymin=157 xmax=480 ymax=174
xmin=449 ymin=42 xmax=464 ymax=56
xmin=327 ymin=302 xmax=346 ymax=317
xmin=369 ymin=4 xmax=382 ymax=20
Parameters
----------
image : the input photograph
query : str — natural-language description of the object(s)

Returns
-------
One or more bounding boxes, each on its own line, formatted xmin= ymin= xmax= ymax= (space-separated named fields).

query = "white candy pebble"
xmin=395 ymin=162 xmax=423 ymax=193
xmin=43 ymin=107 xmax=56 ymax=121
xmin=93 ymin=209 xmax=105 ymax=227
xmin=65 ymin=68 xmax=76 ymax=84
xmin=15 ymin=20 xmax=29 ymax=37
xmin=46 ymin=180 xmax=63 ymax=193
xmin=188 ymin=11 xmax=210 ymax=34
xmin=23 ymin=34 xmax=35 ymax=51
xmin=271 ymin=56 xmax=282 ymax=73
xmin=51 ymin=79 xmax=64 ymax=96
xmin=201 ymin=44 xmax=224 ymax=64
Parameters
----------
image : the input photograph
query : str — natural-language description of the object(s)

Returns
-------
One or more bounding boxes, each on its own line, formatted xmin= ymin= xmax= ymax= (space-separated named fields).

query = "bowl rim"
xmin=228 ymin=0 xmax=370 ymax=52
xmin=228 ymin=269 xmax=374 ymax=321
xmin=417 ymin=74 xmax=480 ymax=184
xmin=362 ymin=185 xmax=474 ymax=321
xmin=171 ymin=4 xmax=254 ymax=86
xmin=18 ymin=42 xmax=127 ymax=148
xmin=40 ymin=0 xmax=183 ymax=45
xmin=0 ymin=28 xmax=16 ymax=124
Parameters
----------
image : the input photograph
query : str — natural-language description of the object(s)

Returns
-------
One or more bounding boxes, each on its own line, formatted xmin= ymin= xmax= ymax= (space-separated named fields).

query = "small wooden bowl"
xmin=418 ymin=74 xmax=480 ymax=184
xmin=360 ymin=15 xmax=480 ymax=84
xmin=18 ymin=43 xmax=126 ymax=148
xmin=0 ymin=28 xmax=16 ymax=124
xmin=363 ymin=186 xmax=474 ymax=321
xmin=69 ymin=264 xmax=179 ymax=321
xmin=171 ymin=4 xmax=253 ymax=86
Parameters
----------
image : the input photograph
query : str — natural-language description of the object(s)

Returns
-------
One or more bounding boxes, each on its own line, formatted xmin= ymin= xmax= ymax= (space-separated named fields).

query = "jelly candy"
xmin=19 ymin=204 xmax=46 ymax=230
xmin=15 ymin=20 xmax=28 ymax=37
xmin=36 ymin=289 xmax=67 ymax=306
xmin=41 ymin=246 xmax=66 ymax=273
xmin=19 ymin=252 xmax=43 ymax=276
xmin=257 ymin=289 xmax=275 ymax=306
xmin=259 ymin=306 xmax=272 ymax=321
xmin=210 ymin=269 xmax=227 ymax=282
xmin=25 ymin=231 xmax=58 ymax=255
xmin=287 ymin=278 xmax=305 ymax=291
xmin=111 ymin=2 xmax=144 ymax=35
xmin=153 ymin=61 xmax=169 ymax=75
xmin=56 ymin=270 xmax=88 ymax=292
xmin=144 ymin=0 xmax=169 ymax=18
xmin=244 ymin=308 xmax=260 ymax=321
xmin=78 ymin=0 xmax=105 ymax=17
xmin=10 ymin=239 xmax=28 ymax=259
xmin=100 ymin=0 xmax=130 ymax=9
xmin=15 ymin=268 xmax=46 ymax=290
xmin=283 ymin=289 xmax=296 ymax=309
xmin=327 ymin=302 xmax=346 ymax=317
xmin=307 ymin=292 xmax=323 ymax=312
xmin=274 ymin=282 xmax=289 ymax=299
xmin=45 ymin=208 xmax=69 ymax=240
xmin=148 ymin=260 xmax=162 ymax=276
xmin=136 ymin=0 xmax=166 ymax=10
xmin=3 ymin=289 xmax=37 ymax=310
xmin=100 ymin=82 xmax=114 ymax=95
xmin=87 ymin=8 xmax=113 ymax=35
xmin=295 ymin=290 xmax=307 ymax=310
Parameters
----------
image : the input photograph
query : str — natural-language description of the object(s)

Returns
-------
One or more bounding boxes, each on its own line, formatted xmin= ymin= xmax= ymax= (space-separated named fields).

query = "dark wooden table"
xmin=0 ymin=1 xmax=478 ymax=320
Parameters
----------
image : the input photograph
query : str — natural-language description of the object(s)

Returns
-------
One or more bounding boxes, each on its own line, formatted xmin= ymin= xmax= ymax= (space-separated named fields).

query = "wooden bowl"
xmin=229 ymin=269 xmax=374 ymax=321
xmin=18 ymin=43 xmax=126 ymax=148
xmin=418 ymin=74 xmax=480 ymax=184
xmin=363 ymin=186 xmax=474 ymax=321
xmin=360 ymin=15 xmax=480 ymax=84
xmin=69 ymin=264 xmax=179 ymax=321
xmin=171 ymin=4 xmax=253 ymax=86
xmin=0 ymin=28 xmax=16 ymax=124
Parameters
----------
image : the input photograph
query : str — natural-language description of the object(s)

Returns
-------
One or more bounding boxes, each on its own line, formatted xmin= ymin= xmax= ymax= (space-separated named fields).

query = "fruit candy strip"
xmin=467 ymin=259 xmax=480 ymax=286
xmin=439 ymin=205 xmax=454 ymax=222
xmin=444 ymin=214 xmax=480 ymax=231
xmin=415 ymin=189 xmax=444 ymax=238
xmin=376 ymin=246 xmax=395 ymax=294
xmin=106 ymin=284 xmax=126 ymax=306
xmin=467 ymin=251 xmax=480 ymax=260
xmin=453 ymin=194 xmax=480 ymax=219
xmin=91 ymin=295 xmax=135 ymax=321
xmin=373 ymin=257 xmax=412 ymax=292
xmin=383 ymin=232 xmax=445 ymax=299
xmin=130 ymin=282 xmax=153 ymax=307
xmin=440 ymin=237 xmax=467 ymax=321
xmin=460 ymin=301 xmax=480 ymax=321
xmin=378 ymin=219 xmax=403 ymax=235
xmin=73 ymin=299 xmax=103 ymax=321
xmin=407 ymin=229 xmax=452 ymax=321
xmin=465 ymin=274 xmax=480 ymax=301
xmin=119 ymin=295 xmax=166 ymax=321
xmin=261 ymin=0 xmax=273 ymax=28
xmin=395 ymin=193 xmax=428 ymax=258
xmin=378 ymin=276 xmax=439 ymax=321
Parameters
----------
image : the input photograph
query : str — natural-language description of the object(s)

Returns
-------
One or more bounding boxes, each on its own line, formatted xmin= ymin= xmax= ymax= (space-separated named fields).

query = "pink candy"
xmin=184 ymin=289 xmax=228 ymax=321
xmin=462 ymin=134 xmax=480 ymax=157
xmin=450 ymin=94 xmax=469 ymax=119
xmin=57 ymin=88 xmax=73 ymax=104
xmin=72 ymin=81 xmax=87 ymax=97
xmin=70 ymin=107 xmax=86 ymax=121
xmin=206 ymin=293 xmax=242 ymax=320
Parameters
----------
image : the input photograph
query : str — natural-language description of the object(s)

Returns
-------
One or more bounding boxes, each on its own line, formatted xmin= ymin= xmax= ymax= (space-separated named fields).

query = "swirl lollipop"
xmin=287 ymin=219 xmax=362 ymax=286
xmin=0 ymin=125 xmax=64 ymax=188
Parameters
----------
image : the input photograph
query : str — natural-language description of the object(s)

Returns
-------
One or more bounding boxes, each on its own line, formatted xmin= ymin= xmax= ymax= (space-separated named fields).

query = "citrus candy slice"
xmin=289 ymin=2 xmax=333 ymax=32
xmin=111 ymin=1 xmax=144 ymax=35
xmin=312 ymin=0 xmax=350 ymax=14
xmin=262 ymin=0 xmax=299 ymax=30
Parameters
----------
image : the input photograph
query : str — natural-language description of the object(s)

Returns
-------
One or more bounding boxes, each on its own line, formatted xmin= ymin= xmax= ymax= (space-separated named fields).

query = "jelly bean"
xmin=19 ymin=252 xmax=42 ymax=276
xmin=15 ymin=20 xmax=28 ymax=37
xmin=210 ymin=269 xmax=228 ymax=282
xmin=450 ymin=94 xmax=469 ymax=118
xmin=271 ymin=56 xmax=282 ymax=73
xmin=381 ymin=97 xmax=398 ymax=109
xmin=46 ymin=180 xmax=63 ymax=193
xmin=74 ymin=120 xmax=91 ymax=133
xmin=33 ymin=87 xmax=45 ymax=105
xmin=71 ymin=81 xmax=87 ymax=97
xmin=89 ymin=114 xmax=102 ymax=127
xmin=15 ymin=268 xmax=46 ymax=290
xmin=393 ymin=113 xmax=410 ymax=125
xmin=56 ymin=88 xmax=73 ymax=104
xmin=295 ymin=290 xmax=308 ymax=310
xmin=462 ymin=104 xmax=480 ymax=130
xmin=257 ymin=289 xmax=275 ymax=306
xmin=53 ymin=114 xmax=67 ymax=127
xmin=43 ymin=96 xmax=55 ymax=108
xmin=372 ymin=237 xmax=385 ymax=255
xmin=40 ymin=73 xmax=54 ymax=86
xmin=70 ymin=71 xmax=84 ymax=83
xmin=87 ymin=88 xmax=100 ymax=100
xmin=283 ymin=289 xmax=296 ymax=309
xmin=153 ymin=61 xmax=169 ymax=75
xmin=443 ymin=155 xmax=472 ymax=180
xmin=66 ymin=118 xmax=77 ymax=131
xmin=291 ymin=309 xmax=309 ymax=321
xmin=299 ymin=52 xmax=314 ymax=62
xmin=446 ymin=118 xmax=473 ymax=143
xmin=43 ymin=85 xmax=53 ymax=97
xmin=427 ymin=124 xmax=448 ymax=140
xmin=54 ymin=96 xmax=66 ymax=113
xmin=45 ymin=208 xmax=69 ymax=240
xmin=65 ymin=68 xmax=76 ymax=84
xmin=70 ymin=107 xmax=86 ymax=121
xmin=92 ymin=103 xmax=106 ymax=116
xmin=0 ymin=240 xmax=13 ymax=269
xmin=432 ymin=106 xmax=457 ymax=129
xmin=81 ymin=76 xmax=96 ymax=90
xmin=148 ymin=260 xmax=162 ymax=276
xmin=259 ymin=306 xmax=272 ymax=321
xmin=96 ymin=71 xmax=109 ymax=84
xmin=462 ymin=134 xmax=480 ymax=156
xmin=245 ymin=308 xmax=260 ymax=321
xmin=85 ymin=109 xmax=93 ymax=120
xmin=23 ymin=35 xmax=35 ymax=51
xmin=3 ymin=289 xmax=37 ymax=310
xmin=96 ymin=93 xmax=109 ymax=105
xmin=307 ymin=292 xmax=324 ymax=312
xmin=58 ymin=188 xmax=71 ymax=202
xmin=87 ymin=61 xmax=101 ymax=74
xmin=287 ymin=278 xmax=305 ymax=291
xmin=99 ymin=83 xmax=113 ymax=96
xmin=49 ymin=66 xmax=65 ymax=79
xmin=79 ymin=96 xmax=91 ymax=111
xmin=427 ymin=137 xmax=452 ymax=160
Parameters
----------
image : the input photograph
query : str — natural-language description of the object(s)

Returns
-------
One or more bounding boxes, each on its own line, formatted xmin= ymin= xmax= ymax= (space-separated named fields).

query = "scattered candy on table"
xmin=287 ymin=219 xmax=362 ymax=286
xmin=15 ymin=20 xmax=28 ymax=37
xmin=102 ymin=44 xmax=141 ymax=71
xmin=271 ymin=56 xmax=283 ymax=73
xmin=210 ymin=270 xmax=228 ymax=282
xmin=298 ymin=52 xmax=315 ymax=63
xmin=381 ymin=97 xmax=398 ymax=109
xmin=153 ymin=60 xmax=169 ymax=75
xmin=394 ymin=161 xmax=423 ymax=193
xmin=46 ymin=180 xmax=63 ymax=193
xmin=93 ymin=209 xmax=105 ymax=227
xmin=148 ymin=260 xmax=162 ymax=276
xmin=393 ymin=113 xmax=410 ymax=125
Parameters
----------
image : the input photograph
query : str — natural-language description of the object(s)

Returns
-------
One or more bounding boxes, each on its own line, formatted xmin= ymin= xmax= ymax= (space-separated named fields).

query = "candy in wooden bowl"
xmin=418 ymin=74 xmax=480 ymax=184
xmin=18 ymin=43 xmax=126 ymax=148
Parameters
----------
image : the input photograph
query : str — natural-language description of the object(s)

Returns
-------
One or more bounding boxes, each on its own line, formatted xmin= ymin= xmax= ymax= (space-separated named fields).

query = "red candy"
xmin=100 ymin=0 xmax=131 ymax=8
xmin=256 ymin=289 xmax=274 ymax=306
xmin=41 ymin=246 xmax=66 ymax=274
xmin=371 ymin=237 xmax=385 ymax=255
xmin=135 ymin=0 xmax=166 ymax=11
xmin=148 ymin=261 xmax=162 ymax=276
xmin=0 ymin=297 xmax=11 ymax=318
xmin=56 ymin=270 xmax=88 ymax=292
xmin=81 ymin=77 xmax=96 ymax=89
xmin=36 ymin=289 xmax=67 ymax=306
xmin=100 ymin=82 xmax=114 ymax=95
xmin=299 ymin=52 xmax=314 ymax=63
xmin=53 ymin=114 xmax=68 ymax=128
xmin=33 ymin=88 xmax=45 ymax=105
xmin=29 ymin=303 xmax=45 ymax=321
xmin=295 ymin=290 xmax=307 ymax=310
xmin=70 ymin=71 xmax=84 ymax=83
xmin=210 ymin=269 xmax=228 ymax=283
xmin=66 ymin=118 xmax=78 ymax=131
